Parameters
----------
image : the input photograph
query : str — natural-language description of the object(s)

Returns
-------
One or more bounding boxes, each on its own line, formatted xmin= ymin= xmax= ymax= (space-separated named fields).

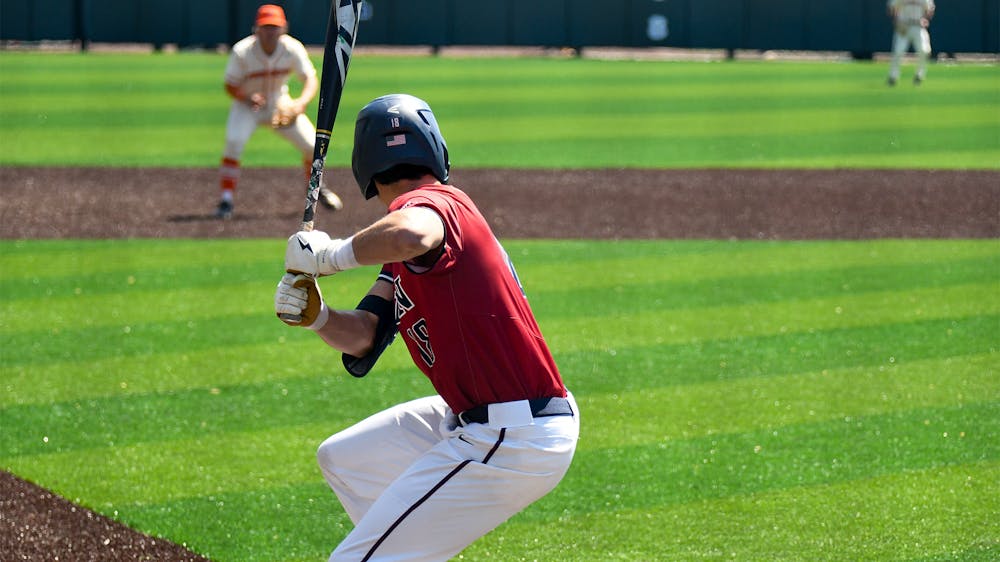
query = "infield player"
xmin=887 ymin=0 xmax=935 ymax=86
xmin=216 ymin=4 xmax=343 ymax=219
xmin=274 ymin=93 xmax=579 ymax=560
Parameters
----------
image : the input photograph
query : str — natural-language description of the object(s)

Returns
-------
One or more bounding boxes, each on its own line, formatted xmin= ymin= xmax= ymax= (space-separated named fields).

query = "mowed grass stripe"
xmin=3 ymin=424 xmax=333 ymax=506
xmin=549 ymin=401 xmax=998 ymax=516
xmin=1 ymin=282 xmax=992 ymax=365
xmin=119 ymin=481 xmax=344 ymax=562
xmin=5 ymin=239 xmax=996 ymax=295
xmin=3 ymin=346 xmax=989 ymax=457
xmin=2 ymin=250 xmax=995 ymax=331
xmin=0 ymin=357 xmax=428 ymax=457
xmin=2 ymin=313 xmax=992 ymax=410
xmin=5 ymin=400 xmax=993 ymax=526
xmin=464 ymin=461 xmax=999 ymax=561
xmin=532 ymin=256 xmax=1000 ymax=318
xmin=2 ymin=53 xmax=997 ymax=168
xmin=0 ymin=334 xmax=420 ymax=408
xmin=544 ymin=283 xmax=997 ymax=352
xmin=0 ymin=239 xmax=287 ymax=279
xmin=464 ymin=103 xmax=994 ymax=138
xmin=114 ymin=460 xmax=1000 ymax=562
xmin=559 ymin=315 xmax=997 ymax=392
xmin=4 ymin=83 xmax=996 ymax=124
xmin=581 ymin=353 xmax=998 ymax=448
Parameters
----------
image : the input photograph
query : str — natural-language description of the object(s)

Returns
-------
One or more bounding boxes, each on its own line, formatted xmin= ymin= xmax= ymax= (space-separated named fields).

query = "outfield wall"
xmin=1 ymin=0 xmax=998 ymax=56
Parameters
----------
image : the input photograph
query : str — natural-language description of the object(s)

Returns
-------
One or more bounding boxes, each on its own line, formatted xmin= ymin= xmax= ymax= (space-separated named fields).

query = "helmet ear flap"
xmin=441 ymin=145 xmax=450 ymax=182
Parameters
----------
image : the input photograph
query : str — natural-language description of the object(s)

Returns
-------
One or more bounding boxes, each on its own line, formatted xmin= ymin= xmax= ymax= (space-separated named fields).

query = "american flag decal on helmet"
xmin=386 ymin=134 xmax=406 ymax=147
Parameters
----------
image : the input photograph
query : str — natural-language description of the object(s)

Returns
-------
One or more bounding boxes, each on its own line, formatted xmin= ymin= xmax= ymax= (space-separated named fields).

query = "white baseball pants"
xmin=889 ymin=25 xmax=932 ymax=81
xmin=317 ymin=393 xmax=579 ymax=561
xmin=221 ymin=96 xmax=314 ymax=161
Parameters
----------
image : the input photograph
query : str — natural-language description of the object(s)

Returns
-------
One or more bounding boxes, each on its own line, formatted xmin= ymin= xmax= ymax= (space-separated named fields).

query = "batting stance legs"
xmin=317 ymin=394 xmax=579 ymax=561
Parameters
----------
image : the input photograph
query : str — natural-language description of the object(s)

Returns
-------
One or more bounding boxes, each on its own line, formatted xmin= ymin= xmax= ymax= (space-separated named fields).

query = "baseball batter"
xmin=216 ymin=4 xmax=342 ymax=219
xmin=274 ymin=94 xmax=579 ymax=560
xmin=887 ymin=0 xmax=935 ymax=86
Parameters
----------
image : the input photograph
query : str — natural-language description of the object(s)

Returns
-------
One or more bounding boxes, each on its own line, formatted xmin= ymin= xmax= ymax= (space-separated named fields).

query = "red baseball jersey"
xmin=384 ymin=184 xmax=566 ymax=414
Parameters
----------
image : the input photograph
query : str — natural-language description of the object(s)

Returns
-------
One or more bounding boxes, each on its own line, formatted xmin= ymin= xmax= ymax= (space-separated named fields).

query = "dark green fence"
xmin=2 ymin=0 xmax=997 ymax=55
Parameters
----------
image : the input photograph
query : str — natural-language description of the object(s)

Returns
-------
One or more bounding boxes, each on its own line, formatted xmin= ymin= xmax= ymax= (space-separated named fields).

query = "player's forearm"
xmin=225 ymin=83 xmax=265 ymax=110
xmin=314 ymin=308 xmax=377 ymax=356
xmin=296 ymin=74 xmax=319 ymax=106
xmin=225 ymin=83 xmax=246 ymax=101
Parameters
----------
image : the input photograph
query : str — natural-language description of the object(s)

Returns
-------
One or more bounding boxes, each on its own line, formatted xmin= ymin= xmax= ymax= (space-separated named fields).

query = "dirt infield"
xmin=1 ymin=165 xmax=997 ymax=560
xmin=2 ymin=166 xmax=998 ymax=240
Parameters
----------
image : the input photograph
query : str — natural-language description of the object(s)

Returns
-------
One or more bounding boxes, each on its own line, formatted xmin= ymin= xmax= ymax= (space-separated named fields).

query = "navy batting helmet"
xmin=352 ymin=94 xmax=450 ymax=199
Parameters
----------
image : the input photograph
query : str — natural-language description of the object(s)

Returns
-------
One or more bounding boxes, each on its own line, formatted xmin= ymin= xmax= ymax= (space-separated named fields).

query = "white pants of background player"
xmin=317 ymin=393 xmax=579 ymax=561
xmin=889 ymin=25 xmax=932 ymax=82
xmin=219 ymin=94 xmax=314 ymax=197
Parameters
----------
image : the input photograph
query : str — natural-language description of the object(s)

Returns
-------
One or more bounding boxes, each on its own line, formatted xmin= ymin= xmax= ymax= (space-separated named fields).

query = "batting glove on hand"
xmin=275 ymin=273 xmax=329 ymax=329
xmin=285 ymin=230 xmax=359 ymax=276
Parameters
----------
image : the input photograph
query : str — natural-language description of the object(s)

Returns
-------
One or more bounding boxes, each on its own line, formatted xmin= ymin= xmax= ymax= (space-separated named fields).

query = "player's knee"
xmin=316 ymin=434 xmax=350 ymax=474
xmin=224 ymin=139 xmax=246 ymax=159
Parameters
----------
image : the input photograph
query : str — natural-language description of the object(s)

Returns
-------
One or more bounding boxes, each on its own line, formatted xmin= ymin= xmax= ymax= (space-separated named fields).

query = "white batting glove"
xmin=284 ymin=230 xmax=360 ymax=276
xmin=274 ymin=273 xmax=329 ymax=330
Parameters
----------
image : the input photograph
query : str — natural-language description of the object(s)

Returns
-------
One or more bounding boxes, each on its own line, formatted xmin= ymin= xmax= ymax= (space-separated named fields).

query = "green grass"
xmin=0 ymin=51 xmax=998 ymax=560
xmin=1 ymin=238 xmax=998 ymax=561
xmin=0 ymin=52 xmax=998 ymax=169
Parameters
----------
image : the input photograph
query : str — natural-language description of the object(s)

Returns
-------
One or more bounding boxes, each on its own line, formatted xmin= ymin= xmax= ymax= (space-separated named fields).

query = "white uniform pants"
xmin=889 ymin=25 xmax=932 ymax=81
xmin=317 ymin=393 xmax=579 ymax=561
xmin=221 ymin=96 xmax=314 ymax=161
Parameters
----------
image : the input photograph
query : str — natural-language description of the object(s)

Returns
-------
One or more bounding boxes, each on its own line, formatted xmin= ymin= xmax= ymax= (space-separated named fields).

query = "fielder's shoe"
xmin=886 ymin=76 xmax=897 ymax=87
xmin=215 ymin=200 xmax=233 ymax=220
xmin=319 ymin=187 xmax=344 ymax=211
xmin=913 ymin=75 xmax=924 ymax=86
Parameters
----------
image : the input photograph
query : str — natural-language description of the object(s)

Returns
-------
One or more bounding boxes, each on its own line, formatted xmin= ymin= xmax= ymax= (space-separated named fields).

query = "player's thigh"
xmin=317 ymin=395 xmax=450 ymax=479
xmin=916 ymin=28 xmax=931 ymax=54
xmin=223 ymin=103 xmax=259 ymax=156
xmin=275 ymin=114 xmax=316 ymax=155
xmin=891 ymin=32 xmax=910 ymax=56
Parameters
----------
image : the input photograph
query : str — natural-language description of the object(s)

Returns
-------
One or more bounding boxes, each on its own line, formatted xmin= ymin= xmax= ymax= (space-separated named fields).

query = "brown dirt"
xmin=1 ymin=165 xmax=997 ymax=561
xmin=1 ymin=471 xmax=209 ymax=561
xmin=1 ymin=167 xmax=998 ymax=240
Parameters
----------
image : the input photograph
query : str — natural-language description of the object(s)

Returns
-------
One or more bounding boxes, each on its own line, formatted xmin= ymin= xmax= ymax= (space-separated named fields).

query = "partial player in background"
xmin=215 ymin=4 xmax=343 ymax=219
xmin=887 ymin=0 xmax=935 ymax=86
xmin=274 ymin=94 xmax=579 ymax=560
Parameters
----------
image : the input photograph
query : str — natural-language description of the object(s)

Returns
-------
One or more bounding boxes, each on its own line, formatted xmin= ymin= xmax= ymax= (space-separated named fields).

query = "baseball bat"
xmin=281 ymin=0 xmax=362 ymax=323
xmin=299 ymin=0 xmax=363 ymax=232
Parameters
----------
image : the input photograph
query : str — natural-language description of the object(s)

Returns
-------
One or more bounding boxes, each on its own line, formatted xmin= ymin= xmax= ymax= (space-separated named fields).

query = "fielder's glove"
xmin=271 ymin=98 xmax=301 ymax=128
xmin=285 ymin=230 xmax=359 ymax=276
xmin=275 ymin=273 xmax=329 ymax=329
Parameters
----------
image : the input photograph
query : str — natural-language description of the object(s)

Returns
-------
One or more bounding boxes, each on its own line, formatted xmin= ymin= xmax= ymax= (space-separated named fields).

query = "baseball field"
xmin=1 ymin=50 xmax=999 ymax=561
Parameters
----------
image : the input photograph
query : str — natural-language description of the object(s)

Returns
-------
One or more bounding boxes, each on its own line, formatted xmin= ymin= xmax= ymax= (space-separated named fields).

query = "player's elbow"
xmin=391 ymin=228 xmax=438 ymax=258
xmin=388 ymin=212 xmax=444 ymax=259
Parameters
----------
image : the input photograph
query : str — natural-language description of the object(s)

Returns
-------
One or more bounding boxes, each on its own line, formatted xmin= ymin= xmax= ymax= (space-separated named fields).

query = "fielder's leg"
xmin=914 ymin=27 xmax=932 ymax=84
xmin=887 ymin=31 xmax=907 ymax=86
xmin=217 ymin=102 xmax=258 ymax=217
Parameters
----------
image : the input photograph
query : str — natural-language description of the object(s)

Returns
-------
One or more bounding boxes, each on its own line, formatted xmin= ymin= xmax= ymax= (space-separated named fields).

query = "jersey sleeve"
xmin=287 ymin=37 xmax=317 ymax=81
xmin=391 ymin=191 xmax=461 ymax=275
xmin=223 ymin=39 xmax=249 ymax=86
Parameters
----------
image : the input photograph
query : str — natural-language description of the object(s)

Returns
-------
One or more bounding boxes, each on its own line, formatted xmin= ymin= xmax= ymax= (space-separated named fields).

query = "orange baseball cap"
xmin=255 ymin=4 xmax=287 ymax=27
